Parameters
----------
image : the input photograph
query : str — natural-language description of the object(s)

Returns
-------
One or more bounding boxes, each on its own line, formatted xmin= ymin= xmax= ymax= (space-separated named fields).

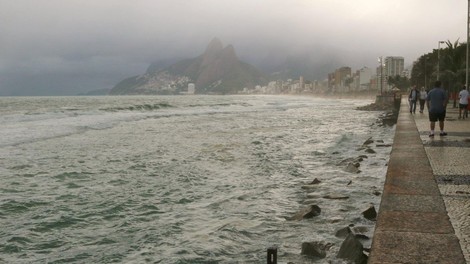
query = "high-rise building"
xmin=377 ymin=56 xmax=404 ymax=91
xmin=359 ymin=67 xmax=372 ymax=90
xmin=384 ymin=56 xmax=405 ymax=77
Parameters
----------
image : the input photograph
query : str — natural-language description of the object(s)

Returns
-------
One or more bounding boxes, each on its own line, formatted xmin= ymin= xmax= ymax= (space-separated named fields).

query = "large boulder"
xmin=337 ymin=234 xmax=368 ymax=264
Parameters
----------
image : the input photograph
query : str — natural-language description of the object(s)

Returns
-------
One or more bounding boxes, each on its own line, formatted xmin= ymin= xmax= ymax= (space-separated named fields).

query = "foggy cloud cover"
xmin=0 ymin=0 xmax=466 ymax=95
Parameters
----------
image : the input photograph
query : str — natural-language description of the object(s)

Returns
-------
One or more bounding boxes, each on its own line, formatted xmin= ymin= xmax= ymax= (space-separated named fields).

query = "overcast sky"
xmin=0 ymin=0 xmax=467 ymax=95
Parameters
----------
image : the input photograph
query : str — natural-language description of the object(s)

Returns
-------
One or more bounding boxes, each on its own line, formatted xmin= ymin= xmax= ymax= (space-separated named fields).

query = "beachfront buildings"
xmin=328 ymin=56 xmax=405 ymax=94
xmin=328 ymin=66 xmax=373 ymax=92
xmin=384 ymin=56 xmax=405 ymax=90
xmin=242 ymin=55 xmax=406 ymax=95
xmin=328 ymin=67 xmax=352 ymax=92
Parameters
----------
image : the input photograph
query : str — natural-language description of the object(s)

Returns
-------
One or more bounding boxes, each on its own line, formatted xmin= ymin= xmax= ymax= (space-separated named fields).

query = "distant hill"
xmin=109 ymin=38 xmax=269 ymax=95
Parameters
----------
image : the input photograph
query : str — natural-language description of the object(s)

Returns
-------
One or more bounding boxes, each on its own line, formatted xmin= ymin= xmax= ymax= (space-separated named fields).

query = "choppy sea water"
xmin=0 ymin=95 xmax=394 ymax=263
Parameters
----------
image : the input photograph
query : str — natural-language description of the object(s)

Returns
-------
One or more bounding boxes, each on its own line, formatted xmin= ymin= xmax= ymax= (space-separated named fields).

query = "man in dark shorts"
xmin=426 ymin=81 xmax=448 ymax=137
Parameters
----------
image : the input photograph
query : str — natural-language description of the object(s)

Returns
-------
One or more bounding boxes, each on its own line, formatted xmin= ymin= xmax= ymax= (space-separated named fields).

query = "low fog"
xmin=0 ymin=0 xmax=466 ymax=95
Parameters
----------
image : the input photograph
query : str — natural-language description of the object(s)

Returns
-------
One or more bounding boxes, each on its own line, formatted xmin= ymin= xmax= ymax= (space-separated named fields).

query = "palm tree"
xmin=440 ymin=39 xmax=466 ymax=106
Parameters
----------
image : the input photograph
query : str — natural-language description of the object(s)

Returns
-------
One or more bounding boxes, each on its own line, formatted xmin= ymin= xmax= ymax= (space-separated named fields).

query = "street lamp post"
xmin=437 ymin=40 xmax=445 ymax=81
xmin=378 ymin=57 xmax=383 ymax=94
xmin=466 ymin=0 xmax=469 ymax=90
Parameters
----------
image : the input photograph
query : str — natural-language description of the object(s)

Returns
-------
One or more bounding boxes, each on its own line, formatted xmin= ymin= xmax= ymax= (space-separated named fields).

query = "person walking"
xmin=426 ymin=81 xmax=448 ymax=137
xmin=419 ymin=86 xmax=427 ymax=113
xmin=408 ymin=85 xmax=419 ymax=114
xmin=458 ymin=85 xmax=469 ymax=119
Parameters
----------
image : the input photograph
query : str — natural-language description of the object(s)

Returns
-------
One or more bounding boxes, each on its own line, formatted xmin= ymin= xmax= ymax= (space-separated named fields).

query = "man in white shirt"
xmin=459 ymin=86 xmax=469 ymax=119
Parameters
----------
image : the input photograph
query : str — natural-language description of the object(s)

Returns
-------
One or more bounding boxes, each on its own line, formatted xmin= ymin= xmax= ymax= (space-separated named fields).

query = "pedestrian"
xmin=426 ymin=81 xmax=448 ymax=137
xmin=459 ymin=85 xmax=469 ymax=119
xmin=408 ymin=85 xmax=419 ymax=114
xmin=419 ymin=86 xmax=427 ymax=113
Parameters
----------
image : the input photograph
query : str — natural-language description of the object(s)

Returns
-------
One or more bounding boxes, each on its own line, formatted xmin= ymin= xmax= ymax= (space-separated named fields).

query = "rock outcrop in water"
xmin=357 ymin=95 xmax=401 ymax=126
xmin=337 ymin=234 xmax=368 ymax=264
xmin=362 ymin=205 xmax=377 ymax=221
xmin=292 ymin=132 xmax=390 ymax=261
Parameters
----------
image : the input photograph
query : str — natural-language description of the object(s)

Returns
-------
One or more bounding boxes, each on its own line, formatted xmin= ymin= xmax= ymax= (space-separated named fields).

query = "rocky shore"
xmin=280 ymin=98 xmax=399 ymax=263
xmin=285 ymin=135 xmax=391 ymax=263
xmin=356 ymin=96 xmax=401 ymax=126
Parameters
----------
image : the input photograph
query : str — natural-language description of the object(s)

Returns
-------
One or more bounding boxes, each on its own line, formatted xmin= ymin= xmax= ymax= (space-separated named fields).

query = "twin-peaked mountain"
xmin=110 ymin=38 xmax=269 ymax=95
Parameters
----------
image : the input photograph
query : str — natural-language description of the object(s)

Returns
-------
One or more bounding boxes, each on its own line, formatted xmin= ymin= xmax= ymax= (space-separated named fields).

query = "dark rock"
xmin=362 ymin=137 xmax=374 ymax=146
xmin=365 ymin=148 xmax=376 ymax=154
xmin=310 ymin=178 xmax=321 ymax=185
xmin=335 ymin=226 xmax=352 ymax=238
xmin=288 ymin=205 xmax=321 ymax=220
xmin=301 ymin=241 xmax=330 ymax=258
xmin=376 ymin=143 xmax=392 ymax=147
xmin=373 ymin=190 xmax=382 ymax=196
xmin=362 ymin=205 xmax=377 ymax=221
xmin=355 ymin=234 xmax=370 ymax=240
xmin=303 ymin=205 xmax=321 ymax=218
xmin=337 ymin=234 xmax=368 ymax=264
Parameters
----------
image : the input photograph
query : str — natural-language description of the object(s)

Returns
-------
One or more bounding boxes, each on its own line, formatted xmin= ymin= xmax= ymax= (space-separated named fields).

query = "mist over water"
xmin=0 ymin=95 xmax=394 ymax=263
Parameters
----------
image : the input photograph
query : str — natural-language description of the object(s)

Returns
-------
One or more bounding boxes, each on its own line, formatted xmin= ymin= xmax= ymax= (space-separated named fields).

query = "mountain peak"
xmin=223 ymin=45 xmax=237 ymax=58
xmin=204 ymin=38 xmax=224 ymax=54
xmin=110 ymin=38 xmax=268 ymax=95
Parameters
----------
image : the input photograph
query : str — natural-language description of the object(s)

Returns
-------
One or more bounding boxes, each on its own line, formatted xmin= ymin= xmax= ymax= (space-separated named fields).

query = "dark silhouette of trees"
xmin=411 ymin=39 xmax=466 ymax=91
xmin=387 ymin=75 xmax=410 ymax=91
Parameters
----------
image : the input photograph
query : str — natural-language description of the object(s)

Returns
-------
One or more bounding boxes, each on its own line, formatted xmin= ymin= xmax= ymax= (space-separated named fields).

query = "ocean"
xmin=0 ymin=95 xmax=394 ymax=263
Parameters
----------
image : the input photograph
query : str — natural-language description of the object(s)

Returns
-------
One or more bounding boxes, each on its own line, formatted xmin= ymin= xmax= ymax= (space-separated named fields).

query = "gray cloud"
xmin=0 ymin=0 xmax=467 ymax=95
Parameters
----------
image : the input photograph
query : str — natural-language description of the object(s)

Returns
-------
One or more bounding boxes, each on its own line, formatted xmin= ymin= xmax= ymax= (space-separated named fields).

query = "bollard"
xmin=267 ymin=246 xmax=277 ymax=264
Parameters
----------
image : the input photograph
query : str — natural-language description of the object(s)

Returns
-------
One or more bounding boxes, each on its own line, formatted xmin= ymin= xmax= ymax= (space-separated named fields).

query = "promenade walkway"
xmin=369 ymin=98 xmax=469 ymax=264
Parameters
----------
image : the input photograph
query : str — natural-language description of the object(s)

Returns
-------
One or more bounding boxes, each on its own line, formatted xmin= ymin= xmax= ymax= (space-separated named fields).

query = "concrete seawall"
xmin=369 ymin=98 xmax=468 ymax=263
